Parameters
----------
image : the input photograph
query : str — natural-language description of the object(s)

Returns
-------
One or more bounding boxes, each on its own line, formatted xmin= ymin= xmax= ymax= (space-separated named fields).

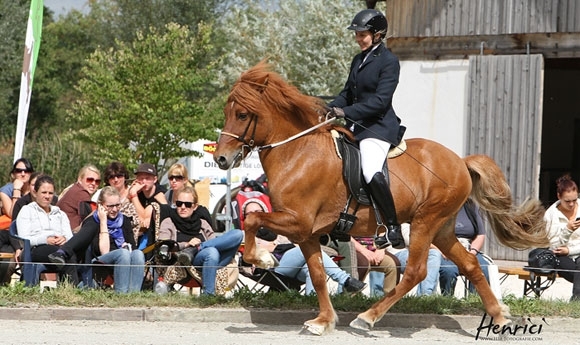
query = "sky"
xmin=44 ymin=0 xmax=89 ymax=17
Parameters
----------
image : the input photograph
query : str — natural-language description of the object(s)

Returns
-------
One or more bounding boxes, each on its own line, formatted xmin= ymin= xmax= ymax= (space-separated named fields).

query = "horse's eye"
xmin=238 ymin=113 xmax=249 ymax=120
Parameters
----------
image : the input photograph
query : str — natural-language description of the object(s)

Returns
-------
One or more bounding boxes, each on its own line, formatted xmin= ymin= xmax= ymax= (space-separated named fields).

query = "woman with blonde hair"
xmin=164 ymin=163 xmax=193 ymax=208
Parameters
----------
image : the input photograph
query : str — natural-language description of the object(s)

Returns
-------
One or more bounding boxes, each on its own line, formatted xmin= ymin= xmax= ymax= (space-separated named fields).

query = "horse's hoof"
xmin=253 ymin=248 xmax=279 ymax=269
xmin=301 ymin=322 xmax=327 ymax=336
xmin=349 ymin=317 xmax=373 ymax=331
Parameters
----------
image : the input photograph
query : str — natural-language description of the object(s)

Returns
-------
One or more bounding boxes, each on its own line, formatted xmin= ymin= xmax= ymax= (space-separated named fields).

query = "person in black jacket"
xmin=49 ymin=186 xmax=144 ymax=292
xmin=328 ymin=9 xmax=405 ymax=249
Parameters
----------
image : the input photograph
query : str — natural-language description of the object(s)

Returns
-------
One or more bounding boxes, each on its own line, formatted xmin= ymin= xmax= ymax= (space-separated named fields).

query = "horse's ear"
xmin=255 ymin=74 xmax=269 ymax=93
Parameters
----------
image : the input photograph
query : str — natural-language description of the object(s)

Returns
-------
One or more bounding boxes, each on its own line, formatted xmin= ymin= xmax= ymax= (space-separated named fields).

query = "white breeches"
xmin=360 ymin=138 xmax=390 ymax=183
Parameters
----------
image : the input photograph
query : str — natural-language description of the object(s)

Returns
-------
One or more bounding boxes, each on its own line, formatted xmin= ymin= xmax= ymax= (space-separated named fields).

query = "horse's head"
xmin=214 ymin=61 xmax=326 ymax=170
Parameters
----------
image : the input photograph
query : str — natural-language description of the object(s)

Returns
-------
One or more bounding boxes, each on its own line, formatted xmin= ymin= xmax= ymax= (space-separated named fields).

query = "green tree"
xmin=69 ymin=23 xmax=223 ymax=176
xmin=215 ymin=0 xmax=360 ymax=97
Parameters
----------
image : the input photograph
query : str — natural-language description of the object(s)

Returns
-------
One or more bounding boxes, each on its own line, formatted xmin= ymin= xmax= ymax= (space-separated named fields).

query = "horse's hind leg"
xmin=350 ymin=223 xmax=434 ymax=330
xmin=434 ymin=234 xmax=510 ymax=326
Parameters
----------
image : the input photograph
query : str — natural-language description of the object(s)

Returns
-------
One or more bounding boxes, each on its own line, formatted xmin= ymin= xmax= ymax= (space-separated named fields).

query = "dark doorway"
xmin=540 ymin=58 xmax=580 ymax=207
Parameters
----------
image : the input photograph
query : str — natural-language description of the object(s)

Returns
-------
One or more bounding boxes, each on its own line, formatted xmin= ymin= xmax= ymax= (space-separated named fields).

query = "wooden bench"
xmin=498 ymin=266 xmax=559 ymax=298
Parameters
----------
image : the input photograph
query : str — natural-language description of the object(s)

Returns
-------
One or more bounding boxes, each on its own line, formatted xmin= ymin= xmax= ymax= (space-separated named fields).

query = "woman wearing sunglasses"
xmin=164 ymin=163 xmax=192 ymax=208
xmin=0 ymin=157 xmax=34 ymax=219
xmin=57 ymin=164 xmax=101 ymax=232
xmin=157 ymin=186 xmax=243 ymax=295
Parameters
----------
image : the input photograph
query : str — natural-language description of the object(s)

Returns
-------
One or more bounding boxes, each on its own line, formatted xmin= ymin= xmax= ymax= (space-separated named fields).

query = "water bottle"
xmin=155 ymin=277 xmax=168 ymax=294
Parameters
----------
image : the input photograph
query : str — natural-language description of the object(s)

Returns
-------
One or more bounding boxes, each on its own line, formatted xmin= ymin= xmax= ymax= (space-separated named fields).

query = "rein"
xmin=220 ymin=115 xmax=336 ymax=152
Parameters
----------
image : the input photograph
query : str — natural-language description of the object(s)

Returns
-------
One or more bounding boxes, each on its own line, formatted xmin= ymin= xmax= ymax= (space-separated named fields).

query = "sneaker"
xmin=343 ymin=277 xmax=366 ymax=294
xmin=48 ymin=251 xmax=66 ymax=270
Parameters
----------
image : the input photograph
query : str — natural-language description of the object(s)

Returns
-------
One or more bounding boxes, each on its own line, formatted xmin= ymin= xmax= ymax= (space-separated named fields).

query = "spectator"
xmin=164 ymin=163 xmax=193 ymax=208
xmin=242 ymin=199 xmax=366 ymax=295
xmin=13 ymin=172 xmax=58 ymax=220
xmin=157 ymin=186 xmax=242 ymax=295
xmin=352 ymin=236 xmax=400 ymax=297
xmin=57 ymin=164 xmax=101 ymax=232
xmin=538 ymin=174 xmax=580 ymax=300
xmin=127 ymin=163 xmax=167 ymax=231
xmin=88 ymin=186 xmax=145 ymax=293
xmin=0 ymin=158 xmax=34 ymax=219
xmin=16 ymin=175 xmax=78 ymax=284
xmin=438 ymin=199 xmax=491 ymax=296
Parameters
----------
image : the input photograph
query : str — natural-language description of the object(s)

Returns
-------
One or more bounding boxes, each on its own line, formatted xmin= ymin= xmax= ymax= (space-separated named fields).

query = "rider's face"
xmin=355 ymin=30 xmax=374 ymax=51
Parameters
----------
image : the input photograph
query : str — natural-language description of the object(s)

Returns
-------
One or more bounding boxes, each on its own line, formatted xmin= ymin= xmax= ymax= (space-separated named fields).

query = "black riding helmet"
xmin=347 ymin=9 xmax=388 ymax=41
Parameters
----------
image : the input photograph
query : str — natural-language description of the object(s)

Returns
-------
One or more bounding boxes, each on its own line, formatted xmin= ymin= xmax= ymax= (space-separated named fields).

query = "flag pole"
xmin=14 ymin=0 xmax=44 ymax=162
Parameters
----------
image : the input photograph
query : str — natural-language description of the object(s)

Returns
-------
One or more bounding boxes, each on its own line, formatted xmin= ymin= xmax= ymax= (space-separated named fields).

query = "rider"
xmin=327 ymin=9 xmax=405 ymax=249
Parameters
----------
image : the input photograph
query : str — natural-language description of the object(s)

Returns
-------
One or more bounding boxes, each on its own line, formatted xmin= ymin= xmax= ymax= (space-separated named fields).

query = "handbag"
xmin=528 ymin=248 xmax=560 ymax=274
xmin=163 ymin=265 xmax=189 ymax=285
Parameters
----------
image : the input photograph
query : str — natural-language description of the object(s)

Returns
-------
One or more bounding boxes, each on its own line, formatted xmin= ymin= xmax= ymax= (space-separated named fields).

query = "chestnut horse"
xmin=214 ymin=61 xmax=549 ymax=335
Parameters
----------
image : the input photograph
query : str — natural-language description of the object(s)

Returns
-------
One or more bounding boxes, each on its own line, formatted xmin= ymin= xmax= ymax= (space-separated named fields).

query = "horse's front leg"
xmin=299 ymin=239 xmax=337 ymax=336
xmin=241 ymin=214 xmax=277 ymax=269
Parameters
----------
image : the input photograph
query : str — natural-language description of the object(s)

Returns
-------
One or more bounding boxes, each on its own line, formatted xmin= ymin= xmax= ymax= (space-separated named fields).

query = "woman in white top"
xmin=16 ymin=175 xmax=78 ymax=284
xmin=542 ymin=174 xmax=580 ymax=300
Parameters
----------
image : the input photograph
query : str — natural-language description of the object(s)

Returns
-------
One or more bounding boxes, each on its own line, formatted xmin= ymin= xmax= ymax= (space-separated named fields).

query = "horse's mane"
xmin=228 ymin=60 xmax=326 ymax=127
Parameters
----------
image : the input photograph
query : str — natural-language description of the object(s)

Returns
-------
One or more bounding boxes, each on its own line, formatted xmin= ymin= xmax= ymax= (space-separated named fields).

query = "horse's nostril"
xmin=215 ymin=156 xmax=228 ymax=169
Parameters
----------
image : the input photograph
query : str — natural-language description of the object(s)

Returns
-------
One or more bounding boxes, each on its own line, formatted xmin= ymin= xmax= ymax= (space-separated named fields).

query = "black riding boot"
xmin=369 ymin=172 xmax=405 ymax=249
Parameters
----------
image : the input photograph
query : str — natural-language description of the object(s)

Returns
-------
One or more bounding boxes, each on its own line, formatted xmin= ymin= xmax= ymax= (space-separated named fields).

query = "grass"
xmin=0 ymin=282 xmax=579 ymax=318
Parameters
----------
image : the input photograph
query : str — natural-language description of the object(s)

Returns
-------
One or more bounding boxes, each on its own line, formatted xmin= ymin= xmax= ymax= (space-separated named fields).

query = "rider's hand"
xmin=331 ymin=107 xmax=345 ymax=118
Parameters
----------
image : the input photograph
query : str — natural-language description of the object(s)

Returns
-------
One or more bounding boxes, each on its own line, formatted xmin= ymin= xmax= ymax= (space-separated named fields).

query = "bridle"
xmin=219 ymin=113 xmax=259 ymax=149
xmin=219 ymin=112 xmax=337 ymax=153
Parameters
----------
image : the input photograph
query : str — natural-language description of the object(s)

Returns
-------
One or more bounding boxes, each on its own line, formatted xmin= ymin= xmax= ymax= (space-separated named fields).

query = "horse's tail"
xmin=464 ymin=155 xmax=550 ymax=250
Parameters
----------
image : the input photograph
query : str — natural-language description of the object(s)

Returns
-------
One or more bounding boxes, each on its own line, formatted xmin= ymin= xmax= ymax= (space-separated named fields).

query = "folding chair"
xmin=238 ymin=265 xmax=304 ymax=293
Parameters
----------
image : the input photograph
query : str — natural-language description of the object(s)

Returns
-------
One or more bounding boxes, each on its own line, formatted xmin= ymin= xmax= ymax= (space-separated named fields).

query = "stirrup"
xmin=374 ymin=234 xmax=392 ymax=250
xmin=373 ymin=224 xmax=391 ymax=249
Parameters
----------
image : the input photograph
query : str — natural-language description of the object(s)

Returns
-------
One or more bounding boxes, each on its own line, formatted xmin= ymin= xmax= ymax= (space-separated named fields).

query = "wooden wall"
xmin=383 ymin=0 xmax=580 ymax=37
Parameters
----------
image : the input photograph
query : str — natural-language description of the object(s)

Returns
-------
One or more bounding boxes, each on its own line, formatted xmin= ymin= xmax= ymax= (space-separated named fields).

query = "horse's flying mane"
xmin=229 ymin=60 xmax=325 ymax=126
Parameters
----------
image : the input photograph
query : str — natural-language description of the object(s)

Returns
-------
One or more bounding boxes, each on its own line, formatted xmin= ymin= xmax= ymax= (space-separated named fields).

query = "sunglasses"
xmin=13 ymin=168 xmax=32 ymax=174
xmin=108 ymin=174 xmax=125 ymax=180
xmin=176 ymin=200 xmax=194 ymax=208
xmin=104 ymin=203 xmax=121 ymax=209
xmin=86 ymin=177 xmax=102 ymax=184
xmin=169 ymin=175 xmax=185 ymax=182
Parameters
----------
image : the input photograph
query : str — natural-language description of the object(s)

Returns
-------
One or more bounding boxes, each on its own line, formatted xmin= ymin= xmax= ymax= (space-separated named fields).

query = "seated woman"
xmin=0 ymin=158 xmax=34 ymax=219
xmin=538 ymin=174 xmax=580 ymax=300
xmin=12 ymin=172 xmax=58 ymax=220
xmin=242 ymin=199 xmax=366 ymax=295
xmin=89 ymin=186 xmax=145 ymax=293
xmin=48 ymin=187 xmax=144 ymax=293
xmin=157 ymin=186 xmax=243 ymax=295
xmin=16 ymin=175 xmax=78 ymax=284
